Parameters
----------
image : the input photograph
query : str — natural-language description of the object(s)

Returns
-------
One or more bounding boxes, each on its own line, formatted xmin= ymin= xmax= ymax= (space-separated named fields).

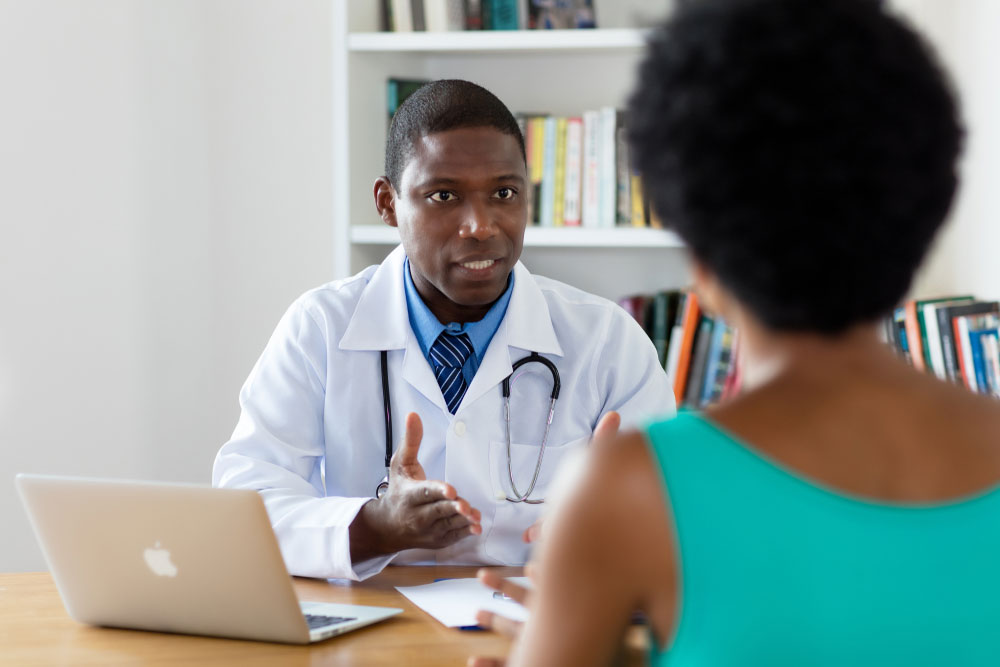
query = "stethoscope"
xmin=375 ymin=351 xmax=561 ymax=504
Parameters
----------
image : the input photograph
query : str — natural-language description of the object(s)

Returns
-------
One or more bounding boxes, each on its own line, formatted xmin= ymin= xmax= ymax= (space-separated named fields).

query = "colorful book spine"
xmin=615 ymin=120 xmax=631 ymax=226
xmin=598 ymin=107 xmax=618 ymax=228
xmin=983 ymin=333 xmax=1000 ymax=397
xmin=562 ymin=117 xmax=583 ymax=226
xmin=539 ymin=115 xmax=557 ymax=227
xmin=968 ymin=327 xmax=996 ymax=395
xmin=580 ymin=110 xmax=600 ymax=228
xmin=683 ymin=316 xmax=714 ymax=407
xmin=671 ymin=293 xmax=701 ymax=403
xmin=552 ymin=117 xmax=567 ymax=227
xmin=529 ymin=116 xmax=546 ymax=225
xmin=903 ymin=300 xmax=925 ymax=372
xmin=630 ymin=172 xmax=645 ymax=227
xmin=699 ymin=319 xmax=728 ymax=407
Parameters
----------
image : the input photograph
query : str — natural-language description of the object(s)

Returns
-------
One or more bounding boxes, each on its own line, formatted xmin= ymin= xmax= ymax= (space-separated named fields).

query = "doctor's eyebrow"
xmin=416 ymin=174 xmax=526 ymax=189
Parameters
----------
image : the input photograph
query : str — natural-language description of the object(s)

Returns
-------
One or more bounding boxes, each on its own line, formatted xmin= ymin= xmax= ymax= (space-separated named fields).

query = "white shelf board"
xmin=347 ymin=28 xmax=647 ymax=54
xmin=350 ymin=225 xmax=683 ymax=248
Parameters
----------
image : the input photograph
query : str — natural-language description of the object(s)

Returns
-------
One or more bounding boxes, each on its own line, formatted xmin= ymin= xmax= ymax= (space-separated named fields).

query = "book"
xmin=982 ymin=332 xmax=1000 ymax=397
xmin=903 ymin=300 xmax=926 ymax=372
xmin=465 ymin=0 xmax=483 ymax=29
xmin=580 ymin=110 xmax=600 ymax=228
xmin=683 ymin=316 xmax=714 ymax=407
xmin=968 ymin=325 xmax=1000 ymax=395
xmin=922 ymin=296 xmax=974 ymax=379
xmin=699 ymin=318 xmax=728 ymax=407
xmin=664 ymin=293 xmax=687 ymax=383
xmin=615 ymin=119 xmax=631 ymax=226
xmin=391 ymin=0 xmax=414 ymax=31
xmin=670 ymin=293 xmax=701 ymax=403
xmin=528 ymin=116 xmax=546 ymax=225
xmin=539 ymin=116 xmax=557 ymax=226
xmin=703 ymin=321 xmax=735 ymax=406
xmin=412 ymin=0 xmax=426 ymax=30
xmin=630 ymin=171 xmax=646 ymax=227
xmin=483 ymin=0 xmax=518 ymax=29
xmin=562 ymin=117 xmax=583 ymax=227
xmin=387 ymin=78 xmax=430 ymax=128
xmin=552 ymin=117 xmax=567 ymax=226
xmin=954 ymin=311 xmax=1000 ymax=392
xmin=424 ymin=0 xmax=465 ymax=30
xmin=720 ymin=328 xmax=743 ymax=402
xmin=649 ymin=291 xmax=675 ymax=369
xmin=598 ymin=107 xmax=618 ymax=228
xmin=937 ymin=301 xmax=999 ymax=384
xmin=892 ymin=307 xmax=911 ymax=364
xmin=616 ymin=295 xmax=649 ymax=329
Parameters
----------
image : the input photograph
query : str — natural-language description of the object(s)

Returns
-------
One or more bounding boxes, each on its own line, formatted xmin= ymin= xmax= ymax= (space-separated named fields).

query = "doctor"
xmin=213 ymin=79 xmax=675 ymax=581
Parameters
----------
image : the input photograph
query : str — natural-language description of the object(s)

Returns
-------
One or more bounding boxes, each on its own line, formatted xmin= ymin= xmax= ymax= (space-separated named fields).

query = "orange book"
xmin=903 ymin=300 xmax=925 ymax=372
xmin=672 ymin=293 xmax=700 ymax=403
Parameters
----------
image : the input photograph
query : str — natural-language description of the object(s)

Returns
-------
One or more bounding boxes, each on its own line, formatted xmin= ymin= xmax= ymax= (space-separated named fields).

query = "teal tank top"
xmin=645 ymin=412 xmax=1000 ymax=666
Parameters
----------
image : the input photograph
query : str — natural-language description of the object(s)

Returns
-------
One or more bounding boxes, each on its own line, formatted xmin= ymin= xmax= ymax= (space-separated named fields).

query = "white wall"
xmin=896 ymin=0 xmax=1000 ymax=298
xmin=0 ymin=0 xmax=331 ymax=571
xmin=0 ymin=0 xmax=996 ymax=573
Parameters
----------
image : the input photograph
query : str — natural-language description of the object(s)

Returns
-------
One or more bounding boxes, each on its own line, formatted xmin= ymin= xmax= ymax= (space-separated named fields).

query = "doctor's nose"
xmin=458 ymin=202 xmax=498 ymax=241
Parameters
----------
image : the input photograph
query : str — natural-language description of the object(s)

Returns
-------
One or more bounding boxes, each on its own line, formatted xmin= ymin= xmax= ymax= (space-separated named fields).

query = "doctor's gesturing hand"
xmin=350 ymin=413 xmax=482 ymax=562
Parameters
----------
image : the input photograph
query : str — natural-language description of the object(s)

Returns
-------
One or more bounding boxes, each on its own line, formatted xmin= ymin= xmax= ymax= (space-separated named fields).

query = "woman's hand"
xmin=467 ymin=567 xmax=536 ymax=667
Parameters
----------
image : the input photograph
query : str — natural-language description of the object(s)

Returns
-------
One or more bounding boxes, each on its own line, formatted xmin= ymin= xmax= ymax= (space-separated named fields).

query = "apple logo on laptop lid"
xmin=144 ymin=541 xmax=178 ymax=577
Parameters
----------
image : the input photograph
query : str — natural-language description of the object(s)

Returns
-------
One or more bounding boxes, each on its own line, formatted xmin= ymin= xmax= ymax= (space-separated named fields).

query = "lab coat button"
xmin=453 ymin=421 xmax=467 ymax=437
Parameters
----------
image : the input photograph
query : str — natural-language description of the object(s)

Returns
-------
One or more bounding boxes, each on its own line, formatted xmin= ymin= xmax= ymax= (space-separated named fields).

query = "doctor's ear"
xmin=374 ymin=177 xmax=399 ymax=228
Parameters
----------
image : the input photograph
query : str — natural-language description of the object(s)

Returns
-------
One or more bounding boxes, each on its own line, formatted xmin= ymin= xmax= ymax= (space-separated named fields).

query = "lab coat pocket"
xmin=484 ymin=436 xmax=588 ymax=564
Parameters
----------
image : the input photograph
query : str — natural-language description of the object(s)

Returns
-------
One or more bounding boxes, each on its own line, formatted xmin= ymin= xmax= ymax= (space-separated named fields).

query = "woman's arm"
xmin=504 ymin=431 xmax=679 ymax=667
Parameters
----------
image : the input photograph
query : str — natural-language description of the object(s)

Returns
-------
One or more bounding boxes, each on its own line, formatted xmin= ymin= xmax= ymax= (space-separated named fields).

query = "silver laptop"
xmin=15 ymin=474 xmax=402 ymax=644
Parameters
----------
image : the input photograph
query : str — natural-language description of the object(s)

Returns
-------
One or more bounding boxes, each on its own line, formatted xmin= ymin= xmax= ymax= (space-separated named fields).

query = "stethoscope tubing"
xmin=376 ymin=350 xmax=560 ymax=504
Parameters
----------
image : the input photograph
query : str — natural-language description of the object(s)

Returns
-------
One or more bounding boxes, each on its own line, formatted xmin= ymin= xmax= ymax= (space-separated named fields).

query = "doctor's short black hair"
xmin=384 ymin=79 xmax=526 ymax=188
xmin=628 ymin=0 xmax=963 ymax=334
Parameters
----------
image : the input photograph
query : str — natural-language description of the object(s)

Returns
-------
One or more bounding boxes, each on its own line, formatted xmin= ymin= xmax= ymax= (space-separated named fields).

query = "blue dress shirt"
xmin=403 ymin=257 xmax=514 ymax=387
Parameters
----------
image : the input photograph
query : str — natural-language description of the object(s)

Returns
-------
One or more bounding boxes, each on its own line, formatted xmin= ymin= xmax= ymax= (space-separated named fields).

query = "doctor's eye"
xmin=493 ymin=187 xmax=517 ymax=201
xmin=428 ymin=191 xmax=456 ymax=202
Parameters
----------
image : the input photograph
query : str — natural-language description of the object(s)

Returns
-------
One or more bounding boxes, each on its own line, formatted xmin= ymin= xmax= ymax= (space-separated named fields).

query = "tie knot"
xmin=430 ymin=332 xmax=474 ymax=370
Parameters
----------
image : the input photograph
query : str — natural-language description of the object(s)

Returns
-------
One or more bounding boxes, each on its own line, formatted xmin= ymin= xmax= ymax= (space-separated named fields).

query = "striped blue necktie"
xmin=429 ymin=331 xmax=474 ymax=414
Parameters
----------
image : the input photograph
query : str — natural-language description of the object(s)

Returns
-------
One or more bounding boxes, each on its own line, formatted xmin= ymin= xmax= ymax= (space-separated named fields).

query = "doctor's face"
xmin=375 ymin=126 xmax=528 ymax=324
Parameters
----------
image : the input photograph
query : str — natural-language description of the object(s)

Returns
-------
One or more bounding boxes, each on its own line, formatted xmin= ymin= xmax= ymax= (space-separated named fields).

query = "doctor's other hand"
xmin=467 ymin=567 xmax=536 ymax=667
xmin=521 ymin=410 xmax=621 ymax=544
xmin=350 ymin=412 xmax=482 ymax=561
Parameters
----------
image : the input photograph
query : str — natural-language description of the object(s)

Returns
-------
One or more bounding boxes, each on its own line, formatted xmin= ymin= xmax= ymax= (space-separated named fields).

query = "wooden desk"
xmin=0 ymin=567 xmax=518 ymax=666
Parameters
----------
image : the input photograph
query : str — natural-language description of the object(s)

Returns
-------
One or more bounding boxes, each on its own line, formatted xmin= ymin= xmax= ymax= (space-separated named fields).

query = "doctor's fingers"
xmin=430 ymin=507 xmax=482 ymax=538
xmin=424 ymin=497 xmax=482 ymax=528
xmin=405 ymin=480 xmax=457 ymax=505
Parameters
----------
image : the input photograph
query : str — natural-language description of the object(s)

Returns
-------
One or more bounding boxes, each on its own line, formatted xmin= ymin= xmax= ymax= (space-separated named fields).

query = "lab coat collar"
xmin=502 ymin=261 xmax=562 ymax=358
xmin=458 ymin=260 xmax=563 ymax=411
xmin=340 ymin=245 xmax=410 ymax=352
xmin=339 ymin=246 xmax=562 ymax=357
xmin=339 ymin=245 xmax=564 ymax=413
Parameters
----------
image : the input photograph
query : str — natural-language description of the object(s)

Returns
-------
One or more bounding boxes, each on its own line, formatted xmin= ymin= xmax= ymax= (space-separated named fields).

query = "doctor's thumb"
xmin=394 ymin=412 xmax=424 ymax=472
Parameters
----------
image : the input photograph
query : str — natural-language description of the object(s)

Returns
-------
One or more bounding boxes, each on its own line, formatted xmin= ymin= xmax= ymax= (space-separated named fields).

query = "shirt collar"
xmin=403 ymin=256 xmax=515 ymax=363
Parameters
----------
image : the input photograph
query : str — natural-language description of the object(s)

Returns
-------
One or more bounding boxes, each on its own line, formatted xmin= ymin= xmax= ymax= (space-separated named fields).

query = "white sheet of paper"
xmin=395 ymin=576 xmax=531 ymax=628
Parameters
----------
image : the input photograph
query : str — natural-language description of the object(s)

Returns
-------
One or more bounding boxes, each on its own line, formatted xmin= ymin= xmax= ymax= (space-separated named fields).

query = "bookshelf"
xmin=332 ymin=2 xmax=690 ymax=301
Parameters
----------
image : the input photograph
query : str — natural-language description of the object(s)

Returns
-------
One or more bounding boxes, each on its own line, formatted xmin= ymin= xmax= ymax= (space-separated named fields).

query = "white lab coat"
xmin=213 ymin=245 xmax=675 ymax=580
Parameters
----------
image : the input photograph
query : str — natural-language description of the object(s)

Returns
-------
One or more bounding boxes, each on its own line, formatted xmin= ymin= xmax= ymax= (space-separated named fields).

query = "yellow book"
xmin=630 ymin=173 xmax=646 ymax=227
xmin=552 ymin=117 xmax=567 ymax=227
